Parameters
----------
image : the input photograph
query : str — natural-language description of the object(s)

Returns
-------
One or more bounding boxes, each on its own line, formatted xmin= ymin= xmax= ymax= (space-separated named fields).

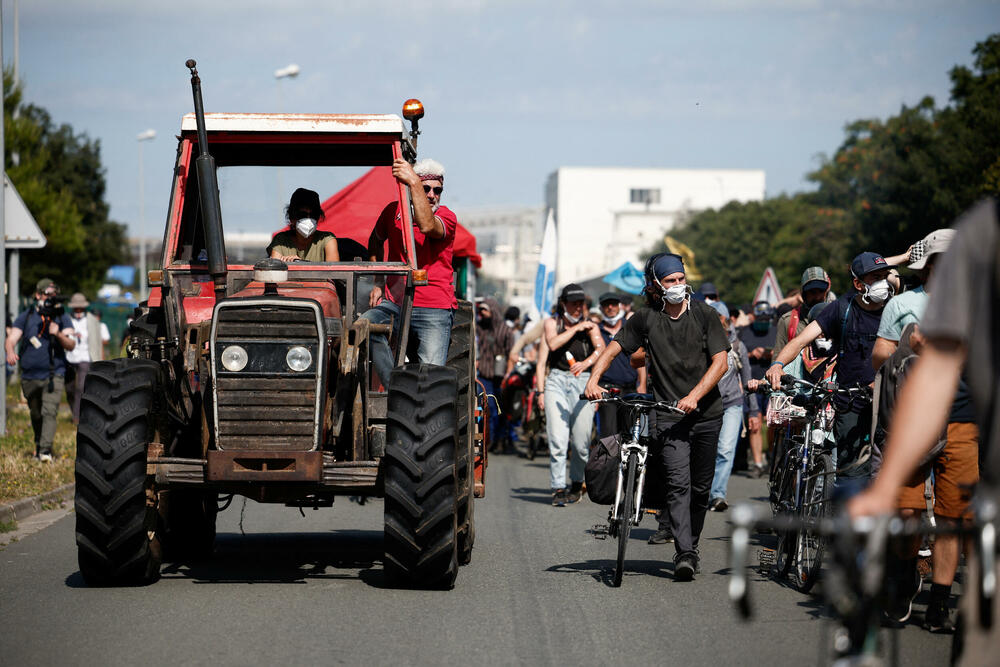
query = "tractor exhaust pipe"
xmin=186 ymin=59 xmax=228 ymax=299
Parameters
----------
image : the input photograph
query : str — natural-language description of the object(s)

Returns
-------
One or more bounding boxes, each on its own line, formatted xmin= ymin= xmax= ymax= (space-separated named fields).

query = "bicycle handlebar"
xmin=580 ymin=393 xmax=686 ymax=415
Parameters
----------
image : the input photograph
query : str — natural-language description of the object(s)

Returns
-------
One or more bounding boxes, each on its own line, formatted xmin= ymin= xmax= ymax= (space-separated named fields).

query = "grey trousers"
xmin=22 ymin=376 xmax=65 ymax=456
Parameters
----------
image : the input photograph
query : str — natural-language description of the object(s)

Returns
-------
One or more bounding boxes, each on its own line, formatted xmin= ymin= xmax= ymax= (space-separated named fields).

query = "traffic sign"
xmin=4 ymin=173 xmax=46 ymax=248
xmin=752 ymin=266 xmax=783 ymax=306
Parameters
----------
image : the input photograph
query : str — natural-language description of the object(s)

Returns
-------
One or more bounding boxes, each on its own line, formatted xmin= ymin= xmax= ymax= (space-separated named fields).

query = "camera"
xmin=38 ymin=295 xmax=66 ymax=318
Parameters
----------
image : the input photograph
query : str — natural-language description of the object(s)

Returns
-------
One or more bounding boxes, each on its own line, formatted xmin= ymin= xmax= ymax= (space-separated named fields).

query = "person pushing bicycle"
xmin=586 ymin=252 xmax=729 ymax=581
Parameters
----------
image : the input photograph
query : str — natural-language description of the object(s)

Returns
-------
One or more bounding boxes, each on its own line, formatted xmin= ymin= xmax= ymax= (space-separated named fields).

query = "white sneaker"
xmin=39 ymin=453 xmax=53 ymax=463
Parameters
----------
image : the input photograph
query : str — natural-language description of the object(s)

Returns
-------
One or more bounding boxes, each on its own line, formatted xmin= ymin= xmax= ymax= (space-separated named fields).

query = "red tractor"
xmin=74 ymin=60 xmax=486 ymax=589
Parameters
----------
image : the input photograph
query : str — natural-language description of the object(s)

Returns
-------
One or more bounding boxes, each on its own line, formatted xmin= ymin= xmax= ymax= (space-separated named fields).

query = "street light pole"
xmin=136 ymin=129 xmax=156 ymax=302
xmin=273 ymin=64 xmax=300 ymax=215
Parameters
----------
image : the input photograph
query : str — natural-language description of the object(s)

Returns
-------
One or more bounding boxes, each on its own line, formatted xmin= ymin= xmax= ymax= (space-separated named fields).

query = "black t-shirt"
xmin=614 ymin=301 xmax=730 ymax=420
xmin=813 ymin=292 xmax=883 ymax=390
xmin=547 ymin=320 xmax=596 ymax=373
xmin=738 ymin=323 xmax=777 ymax=380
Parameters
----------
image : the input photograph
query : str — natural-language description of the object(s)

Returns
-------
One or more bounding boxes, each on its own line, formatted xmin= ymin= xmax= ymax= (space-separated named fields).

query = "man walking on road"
xmin=5 ymin=279 xmax=76 ymax=461
xmin=586 ymin=253 xmax=729 ymax=580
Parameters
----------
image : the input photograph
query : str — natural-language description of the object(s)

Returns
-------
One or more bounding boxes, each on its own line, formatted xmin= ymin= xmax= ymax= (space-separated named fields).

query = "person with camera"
xmin=5 ymin=279 xmax=76 ymax=462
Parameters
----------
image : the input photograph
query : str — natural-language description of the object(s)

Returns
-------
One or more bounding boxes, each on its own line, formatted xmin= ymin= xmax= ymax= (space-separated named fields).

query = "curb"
xmin=0 ymin=483 xmax=75 ymax=525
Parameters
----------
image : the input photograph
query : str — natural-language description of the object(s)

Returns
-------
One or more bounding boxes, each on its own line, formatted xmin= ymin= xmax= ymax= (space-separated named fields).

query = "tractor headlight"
xmin=286 ymin=346 xmax=312 ymax=372
xmin=221 ymin=345 xmax=249 ymax=372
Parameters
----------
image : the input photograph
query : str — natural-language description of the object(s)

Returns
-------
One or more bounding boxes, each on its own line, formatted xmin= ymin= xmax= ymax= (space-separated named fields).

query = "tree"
xmin=646 ymin=197 xmax=854 ymax=304
xmin=4 ymin=70 xmax=128 ymax=297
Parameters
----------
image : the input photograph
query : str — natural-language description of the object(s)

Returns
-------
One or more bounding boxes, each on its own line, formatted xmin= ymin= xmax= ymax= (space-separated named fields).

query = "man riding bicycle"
xmin=765 ymin=252 xmax=890 ymax=485
xmin=586 ymin=252 xmax=728 ymax=581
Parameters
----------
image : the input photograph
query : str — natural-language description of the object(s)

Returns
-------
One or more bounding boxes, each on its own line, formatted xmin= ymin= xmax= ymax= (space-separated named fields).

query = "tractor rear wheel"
xmin=384 ymin=364 xmax=460 ymax=589
xmin=75 ymin=359 xmax=165 ymax=586
xmin=447 ymin=302 xmax=476 ymax=565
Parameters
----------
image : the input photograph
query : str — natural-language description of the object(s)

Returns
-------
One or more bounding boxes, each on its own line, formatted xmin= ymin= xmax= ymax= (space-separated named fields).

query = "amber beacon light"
xmin=402 ymin=99 xmax=424 ymax=121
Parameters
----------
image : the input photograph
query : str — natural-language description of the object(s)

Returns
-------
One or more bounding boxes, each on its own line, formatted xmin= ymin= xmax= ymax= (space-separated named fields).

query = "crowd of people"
xmin=478 ymin=199 xmax=996 ymax=651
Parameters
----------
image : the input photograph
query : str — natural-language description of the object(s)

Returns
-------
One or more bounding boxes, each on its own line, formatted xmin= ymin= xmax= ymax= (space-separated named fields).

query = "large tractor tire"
xmin=75 ymin=359 xmax=165 ymax=586
xmin=384 ymin=364 xmax=460 ymax=589
xmin=447 ymin=302 xmax=476 ymax=565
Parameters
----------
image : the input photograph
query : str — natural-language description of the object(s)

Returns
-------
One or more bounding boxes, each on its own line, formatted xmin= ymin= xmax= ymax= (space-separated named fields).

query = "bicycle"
xmin=749 ymin=376 xmax=870 ymax=592
xmin=584 ymin=392 xmax=684 ymax=587
xmin=728 ymin=499 xmax=997 ymax=665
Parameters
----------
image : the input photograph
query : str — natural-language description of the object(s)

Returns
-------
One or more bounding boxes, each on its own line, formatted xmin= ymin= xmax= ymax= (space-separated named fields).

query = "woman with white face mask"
xmin=542 ymin=283 xmax=606 ymax=506
xmin=266 ymin=187 xmax=340 ymax=263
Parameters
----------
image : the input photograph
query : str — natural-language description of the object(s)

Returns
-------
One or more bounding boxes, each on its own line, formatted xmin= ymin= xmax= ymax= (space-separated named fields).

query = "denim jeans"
xmin=709 ymin=403 xmax=744 ymax=501
xmin=544 ymin=369 xmax=594 ymax=490
xmin=362 ymin=300 xmax=453 ymax=388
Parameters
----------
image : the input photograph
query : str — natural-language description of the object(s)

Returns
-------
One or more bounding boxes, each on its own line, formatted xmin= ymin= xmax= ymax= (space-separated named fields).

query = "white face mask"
xmin=563 ymin=311 xmax=581 ymax=324
xmin=663 ymin=284 xmax=688 ymax=305
xmin=862 ymin=278 xmax=892 ymax=304
xmin=295 ymin=217 xmax=317 ymax=238
xmin=602 ymin=311 xmax=624 ymax=326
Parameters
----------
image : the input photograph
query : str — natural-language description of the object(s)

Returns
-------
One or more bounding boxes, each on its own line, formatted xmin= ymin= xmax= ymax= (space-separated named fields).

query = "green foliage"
xmin=646 ymin=33 xmax=1000 ymax=301
xmin=649 ymin=197 xmax=854 ymax=304
xmin=4 ymin=69 xmax=128 ymax=298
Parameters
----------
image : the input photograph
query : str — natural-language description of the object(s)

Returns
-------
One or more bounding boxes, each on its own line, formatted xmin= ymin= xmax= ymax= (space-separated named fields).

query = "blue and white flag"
xmin=531 ymin=209 xmax=557 ymax=322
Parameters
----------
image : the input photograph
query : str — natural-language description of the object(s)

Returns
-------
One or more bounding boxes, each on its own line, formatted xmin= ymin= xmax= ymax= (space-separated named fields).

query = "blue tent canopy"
xmin=603 ymin=261 xmax=645 ymax=295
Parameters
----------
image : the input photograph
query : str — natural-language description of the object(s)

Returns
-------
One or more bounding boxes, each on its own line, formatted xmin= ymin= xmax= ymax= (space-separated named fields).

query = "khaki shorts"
xmin=897 ymin=422 xmax=979 ymax=519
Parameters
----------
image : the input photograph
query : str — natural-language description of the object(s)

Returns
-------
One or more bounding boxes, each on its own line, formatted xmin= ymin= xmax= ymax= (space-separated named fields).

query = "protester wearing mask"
xmin=773 ymin=266 xmax=831 ymax=359
xmin=267 ymin=188 xmax=340 ymax=262
xmin=706 ymin=300 xmax=756 ymax=512
xmin=697 ymin=282 xmax=719 ymax=304
xmin=766 ymin=252 xmax=892 ymax=484
xmin=476 ymin=297 xmax=516 ymax=453
xmin=595 ymin=292 xmax=647 ymax=439
xmin=739 ymin=300 xmax=777 ymax=477
xmin=543 ymin=284 xmax=605 ymax=506
xmin=586 ymin=253 xmax=729 ymax=580
xmin=64 ymin=293 xmax=109 ymax=425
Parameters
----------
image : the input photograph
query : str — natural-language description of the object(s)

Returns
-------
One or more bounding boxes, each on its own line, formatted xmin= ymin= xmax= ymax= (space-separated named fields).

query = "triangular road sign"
xmin=752 ymin=266 xmax=783 ymax=306
xmin=4 ymin=173 xmax=46 ymax=248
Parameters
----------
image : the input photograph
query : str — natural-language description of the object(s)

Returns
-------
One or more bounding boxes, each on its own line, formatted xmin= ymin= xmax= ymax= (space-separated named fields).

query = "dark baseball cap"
xmin=698 ymin=282 xmax=718 ymax=298
xmin=800 ymin=266 xmax=830 ymax=292
xmin=850 ymin=252 xmax=888 ymax=279
xmin=559 ymin=283 xmax=586 ymax=302
xmin=598 ymin=292 xmax=622 ymax=305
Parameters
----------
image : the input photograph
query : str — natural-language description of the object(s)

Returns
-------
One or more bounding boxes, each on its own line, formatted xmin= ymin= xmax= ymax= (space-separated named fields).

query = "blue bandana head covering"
xmin=652 ymin=253 xmax=685 ymax=280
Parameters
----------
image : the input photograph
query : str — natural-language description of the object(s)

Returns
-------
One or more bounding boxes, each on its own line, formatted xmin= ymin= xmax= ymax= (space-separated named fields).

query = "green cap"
xmin=800 ymin=266 xmax=830 ymax=291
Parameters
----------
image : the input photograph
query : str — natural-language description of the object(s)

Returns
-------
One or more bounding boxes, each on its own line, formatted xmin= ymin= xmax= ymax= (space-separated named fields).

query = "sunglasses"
xmin=423 ymin=185 xmax=443 ymax=195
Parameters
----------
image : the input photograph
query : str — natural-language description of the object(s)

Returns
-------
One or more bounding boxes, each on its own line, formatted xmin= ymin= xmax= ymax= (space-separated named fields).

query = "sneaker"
xmin=552 ymin=489 xmax=567 ymax=507
xmin=648 ymin=527 xmax=674 ymax=544
xmin=39 ymin=452 xmax=54 ymax=463
xmin=884 ymin=562 xmax=921 ymax=624
xmin=674 ymin=552 xmax=697 ymax=581
xmin=749 ymin=463 xmax=766 ymax=479
xmin=566 ymin=481 xmax=584 ymax=504
xmin=924 ymin=599 xmax=956 ymax=633
xmin=709 ymin=498 xmax=728 ymax=512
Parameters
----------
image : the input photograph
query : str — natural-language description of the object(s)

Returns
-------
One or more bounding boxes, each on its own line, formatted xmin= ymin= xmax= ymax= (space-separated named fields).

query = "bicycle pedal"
xmin=757 ymin=548 xmax=775 ymax=575
xmin=591 ymin=524 xmax=609 ymax=540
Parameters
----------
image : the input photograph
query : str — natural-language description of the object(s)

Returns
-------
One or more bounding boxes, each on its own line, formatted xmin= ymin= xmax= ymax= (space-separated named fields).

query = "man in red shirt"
xmin=364 ymin=157 xmax=457 ymax=387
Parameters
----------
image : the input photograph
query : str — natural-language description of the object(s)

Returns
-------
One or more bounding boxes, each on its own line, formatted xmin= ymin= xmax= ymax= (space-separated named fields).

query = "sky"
xmin=3 ymin=0 xmax=998 ymax=237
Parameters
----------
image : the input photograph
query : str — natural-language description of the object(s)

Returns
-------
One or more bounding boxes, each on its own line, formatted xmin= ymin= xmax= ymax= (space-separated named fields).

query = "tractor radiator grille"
xmin=213 ymin=305 xmax=320 ymax=451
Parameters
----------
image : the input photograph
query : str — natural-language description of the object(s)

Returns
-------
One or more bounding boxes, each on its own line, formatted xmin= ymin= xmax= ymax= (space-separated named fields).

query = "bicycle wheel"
xmin=768 ymin=428 xmax=788 ymax=512
xmin=613 ymin=451 xmax=638 ymax=588
xmin=794 ymin=452 xmax=834 ymax=592
xmin=773 ymin=455 xmax=798 ymax=578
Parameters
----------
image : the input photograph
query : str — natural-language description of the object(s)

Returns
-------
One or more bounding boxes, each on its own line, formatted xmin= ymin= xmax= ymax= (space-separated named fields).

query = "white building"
xmin=545 ymin=167 xmax=766 ymax=287
xmin=457 ymin=206 xmax=544 ymax=309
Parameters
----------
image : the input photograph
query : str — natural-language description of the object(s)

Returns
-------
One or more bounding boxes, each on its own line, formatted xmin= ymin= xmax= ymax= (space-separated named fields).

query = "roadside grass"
xmin=0 ymin=518 xmax=16 ymax=533
xmin=0 ymin=383 xmax=76 ymax=504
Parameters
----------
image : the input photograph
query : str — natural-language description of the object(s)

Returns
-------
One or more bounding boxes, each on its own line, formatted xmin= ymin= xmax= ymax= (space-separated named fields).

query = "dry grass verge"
xmin=0 ymin=384 xmax=76 ymax=504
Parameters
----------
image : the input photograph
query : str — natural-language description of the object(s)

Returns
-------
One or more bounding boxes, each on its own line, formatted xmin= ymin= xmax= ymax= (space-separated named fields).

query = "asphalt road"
xmin=1 ymin=454 xmax=953 ymax=666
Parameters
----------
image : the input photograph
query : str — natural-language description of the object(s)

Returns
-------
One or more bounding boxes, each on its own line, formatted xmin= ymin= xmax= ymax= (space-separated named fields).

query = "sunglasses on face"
xmin=423 ymin=185 xmax=443 ymax=195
